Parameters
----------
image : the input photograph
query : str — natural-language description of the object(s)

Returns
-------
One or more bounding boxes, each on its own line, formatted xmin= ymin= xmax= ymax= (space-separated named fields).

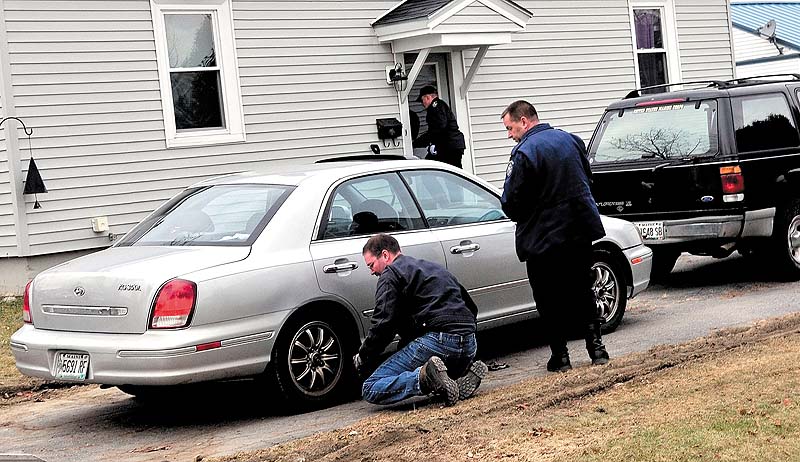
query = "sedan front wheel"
xmin=592 ymin=249 xmax=627 ymax=334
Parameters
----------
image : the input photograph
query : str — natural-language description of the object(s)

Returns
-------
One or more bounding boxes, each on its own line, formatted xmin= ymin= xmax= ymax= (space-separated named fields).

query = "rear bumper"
xmin=623 ymin=244 xmax=652 ymax=297
xmin=9 ymin=311 xmax=287 ymax=386
xmin=641 ymin=208 xmax=775 ymax=245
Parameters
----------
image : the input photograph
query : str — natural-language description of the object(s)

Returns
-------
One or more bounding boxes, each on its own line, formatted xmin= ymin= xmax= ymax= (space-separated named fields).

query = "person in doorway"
xmin=354 ymin=233 xmax=488 ymax=406
xmin=499 ymin=100 xmax=610 ymax=372
xmin=413 ymin=85 xmax=466 ymax=168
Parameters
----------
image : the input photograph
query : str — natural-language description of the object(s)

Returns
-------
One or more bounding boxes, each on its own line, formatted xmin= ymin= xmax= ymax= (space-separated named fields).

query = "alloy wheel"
xmin=592 ymin=261 xmax=619 ymax=324
xmin=287 ymin=321 xmax=343 ymax=397
xmin=787 ymin=214 xmax=800 ymax=266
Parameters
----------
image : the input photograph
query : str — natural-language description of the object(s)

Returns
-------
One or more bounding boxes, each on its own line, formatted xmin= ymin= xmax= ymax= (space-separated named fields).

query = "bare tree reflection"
xmin=609 ymin=128 xmax=702 ymax=159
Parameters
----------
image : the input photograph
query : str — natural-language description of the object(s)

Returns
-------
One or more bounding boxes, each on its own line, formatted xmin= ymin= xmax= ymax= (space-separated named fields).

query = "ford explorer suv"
xmin=587 ymin=75 xmax=800 ymax=279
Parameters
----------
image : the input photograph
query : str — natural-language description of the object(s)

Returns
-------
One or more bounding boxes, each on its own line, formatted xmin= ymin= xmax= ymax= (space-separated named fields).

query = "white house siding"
xmin=674 ymin=0 xmax=735 ymax=82
xmin=467 ymin=0 xmax=735 ymax=188
xmin=3 ymin=0 xmax=403 ymax=257
xmin=733 ymin=27 xmax=784 ymax=61
xmin=738 ymin=56 xmax=800 ymax=78
xmin=466 ymin=0 xmax=639 ymax=187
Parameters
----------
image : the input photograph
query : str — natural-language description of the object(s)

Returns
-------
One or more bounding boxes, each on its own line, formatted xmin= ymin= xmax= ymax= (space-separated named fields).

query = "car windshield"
xmin=590 ymin=100 xmax=719 ymax=163
xmin=117 ymin=184 xmax=294 ymax=246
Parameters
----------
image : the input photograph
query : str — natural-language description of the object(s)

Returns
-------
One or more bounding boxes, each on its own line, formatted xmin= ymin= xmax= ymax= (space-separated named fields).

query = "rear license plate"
xmin=635 ymin=221 xmax=665 ymax=240
xmin=54 ymin=352 xmax=89 ymax=381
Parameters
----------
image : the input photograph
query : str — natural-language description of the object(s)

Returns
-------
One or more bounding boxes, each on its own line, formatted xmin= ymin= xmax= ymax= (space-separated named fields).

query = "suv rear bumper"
xmin=640 ymin=208 xmax=774 ymax=245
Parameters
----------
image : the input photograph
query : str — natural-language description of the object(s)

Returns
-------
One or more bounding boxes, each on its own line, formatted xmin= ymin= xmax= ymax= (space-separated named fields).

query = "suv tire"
xmin=650 ymin=249 xmax=681 ymax=280
xmin=770 ymin=198 xmax=800 ymax=281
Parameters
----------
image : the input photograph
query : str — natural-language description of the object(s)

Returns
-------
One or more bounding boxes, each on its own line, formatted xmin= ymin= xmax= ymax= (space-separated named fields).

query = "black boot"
xmin=586 ymin=323 xmax=610 ymax=365
xmin=419 ymin=356 xmax=459 ymax=406
xmin=546 ymin=344 xmax=572 ymax=372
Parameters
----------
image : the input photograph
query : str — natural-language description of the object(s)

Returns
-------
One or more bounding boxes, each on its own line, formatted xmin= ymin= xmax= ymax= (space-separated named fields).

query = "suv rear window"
xmin=590 ymin=100 xmax=719 ymax=163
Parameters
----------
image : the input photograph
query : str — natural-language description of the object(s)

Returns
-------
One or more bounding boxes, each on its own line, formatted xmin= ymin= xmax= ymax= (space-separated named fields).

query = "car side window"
xmin=400 ymin=170 xmax=507 ymax=227
xmin=733 ymin=93 xmax=800 ymax=153
xmin=320 ymin=173 xmax=424 ymax=239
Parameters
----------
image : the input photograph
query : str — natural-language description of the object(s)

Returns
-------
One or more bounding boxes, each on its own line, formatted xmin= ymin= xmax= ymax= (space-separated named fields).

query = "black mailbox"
xmin=376 ymin=118 xmax=403 ymax=146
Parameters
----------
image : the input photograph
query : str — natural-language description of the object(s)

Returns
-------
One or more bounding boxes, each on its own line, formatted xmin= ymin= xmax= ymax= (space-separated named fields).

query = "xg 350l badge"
xmin=118 ymin=284 xmax=142 ymax=292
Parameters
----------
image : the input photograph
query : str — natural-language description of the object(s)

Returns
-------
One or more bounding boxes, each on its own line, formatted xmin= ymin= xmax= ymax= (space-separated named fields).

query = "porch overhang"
xmin=372 ymin=0 xmax=532 ymax=101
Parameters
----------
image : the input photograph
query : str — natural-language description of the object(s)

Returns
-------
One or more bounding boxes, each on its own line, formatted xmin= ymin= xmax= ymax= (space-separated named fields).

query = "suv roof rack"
xmin=625 ymin=80 xmax=725 ymax=99
xmin=625 ymin=74 xmax=800 ymax=99
xmin=314 ymin=154 xmax=407 ymax=164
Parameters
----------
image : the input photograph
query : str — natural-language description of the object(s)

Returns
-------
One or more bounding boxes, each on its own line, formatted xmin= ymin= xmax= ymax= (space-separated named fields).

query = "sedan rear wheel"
xmin=272 ymin=315 xmax=354 ymax=406
xmin=592 ymin=249 xmax=627 ymax=334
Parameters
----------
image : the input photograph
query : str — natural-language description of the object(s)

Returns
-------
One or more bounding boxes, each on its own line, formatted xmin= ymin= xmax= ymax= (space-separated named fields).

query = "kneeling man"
xmin=354 ymin=233 xmax=487 ymax=406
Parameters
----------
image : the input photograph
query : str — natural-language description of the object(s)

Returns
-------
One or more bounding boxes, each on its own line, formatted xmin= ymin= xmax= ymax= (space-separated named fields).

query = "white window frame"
xmin=151 ymin=0 xmax=245 ymax=148
xmin=628 ymin=0 xmax=682 ymax=90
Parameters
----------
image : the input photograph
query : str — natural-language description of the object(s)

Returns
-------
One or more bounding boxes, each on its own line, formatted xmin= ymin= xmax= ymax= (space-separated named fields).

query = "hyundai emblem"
xmin=74 ymin=286 xmax=86 ymax=297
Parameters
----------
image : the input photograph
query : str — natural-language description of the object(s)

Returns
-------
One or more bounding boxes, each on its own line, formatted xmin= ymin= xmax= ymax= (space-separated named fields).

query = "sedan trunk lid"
xmin=30 ymin=246 xmax=250 ymax=334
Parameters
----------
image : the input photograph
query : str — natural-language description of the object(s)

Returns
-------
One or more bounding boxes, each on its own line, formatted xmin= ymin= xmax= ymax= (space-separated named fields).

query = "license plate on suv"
xmin=635 ymin=221 xmax=665 ymax=240
xmin=54 ymin=352 xmax=89 ymax=381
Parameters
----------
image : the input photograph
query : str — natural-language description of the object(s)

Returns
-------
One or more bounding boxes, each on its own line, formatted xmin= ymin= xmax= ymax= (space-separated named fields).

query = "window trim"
xmin=151 ymin=0 xmax=245 ymax=148
xmin=628 ymin=1 xmax=682 ymax=90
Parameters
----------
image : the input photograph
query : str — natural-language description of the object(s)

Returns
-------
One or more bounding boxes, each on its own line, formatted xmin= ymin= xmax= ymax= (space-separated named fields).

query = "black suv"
xmin=588 ymin=75 xmax=800 ymax=279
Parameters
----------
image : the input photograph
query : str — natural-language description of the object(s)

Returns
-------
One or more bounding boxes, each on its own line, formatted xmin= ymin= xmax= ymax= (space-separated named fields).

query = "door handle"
xmin=323 ymin=262 xmax=359 ymax=273
xmin=450 ymin=243 xmax=480 ymax=254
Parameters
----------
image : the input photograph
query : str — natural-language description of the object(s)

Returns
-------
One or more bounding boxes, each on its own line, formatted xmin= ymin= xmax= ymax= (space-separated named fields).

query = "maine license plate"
xmin=54 ymin=352 xmax=89 ymax=381
xmin=635 ymin=221 xmax=665 ymax=240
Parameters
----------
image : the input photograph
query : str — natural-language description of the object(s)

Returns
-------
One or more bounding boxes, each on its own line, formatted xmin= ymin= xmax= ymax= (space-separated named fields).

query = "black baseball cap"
xmin=416 ymin=85 xmax=438 ymax=102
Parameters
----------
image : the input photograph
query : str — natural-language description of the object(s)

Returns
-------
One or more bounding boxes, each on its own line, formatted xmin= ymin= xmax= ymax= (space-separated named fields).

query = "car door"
xmin=310 ymin=172 xmax=445 ymax=325
xmin=398 ymin=169 xmax=533 ymax=326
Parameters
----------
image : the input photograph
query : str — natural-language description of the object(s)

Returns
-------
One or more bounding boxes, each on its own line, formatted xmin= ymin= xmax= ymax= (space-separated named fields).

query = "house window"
xmin=151 ymin=0 xmax=245 ymax=148
xmin=630 ymin=2 xmax=679 ymax=94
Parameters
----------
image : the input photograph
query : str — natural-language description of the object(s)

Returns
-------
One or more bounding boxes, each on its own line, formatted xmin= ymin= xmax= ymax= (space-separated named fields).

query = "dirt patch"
xmin=209 ymin=312 xmax=800 ymax=462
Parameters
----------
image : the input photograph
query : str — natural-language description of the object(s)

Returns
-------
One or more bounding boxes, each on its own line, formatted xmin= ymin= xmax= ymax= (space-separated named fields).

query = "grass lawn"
xmin=0 ymin=297 xmax=41 ymax=393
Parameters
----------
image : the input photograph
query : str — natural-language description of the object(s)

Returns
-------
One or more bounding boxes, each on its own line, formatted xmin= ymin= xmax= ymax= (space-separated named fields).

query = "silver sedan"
xmin=11 ymin=158 xmax=652 ymax=405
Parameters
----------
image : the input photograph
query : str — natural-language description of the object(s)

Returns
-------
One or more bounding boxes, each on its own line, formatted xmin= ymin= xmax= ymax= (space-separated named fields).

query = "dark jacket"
xmin=413 ymin=97 xmax=466 ymax=153
xmin=501 ymin=123 xmax=605 ymax=261
xmin=357 ymin=254 xmax=477 ymax=364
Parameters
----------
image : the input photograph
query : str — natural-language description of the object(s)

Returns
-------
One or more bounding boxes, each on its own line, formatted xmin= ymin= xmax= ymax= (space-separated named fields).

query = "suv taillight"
xmin=22 ymin=280 xmax=32 ymax=324
xmin=720 ymin=166 xmax=745 ymax=194
xmin=150 ymin=279 xmax=196 ymax=329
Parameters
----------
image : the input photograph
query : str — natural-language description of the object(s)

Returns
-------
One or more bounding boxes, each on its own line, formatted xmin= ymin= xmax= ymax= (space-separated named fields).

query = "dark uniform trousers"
xmin=525 ymin=239 xmax=603 ymax=355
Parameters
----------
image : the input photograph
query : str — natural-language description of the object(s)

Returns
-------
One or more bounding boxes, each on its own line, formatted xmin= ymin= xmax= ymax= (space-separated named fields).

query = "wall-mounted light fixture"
xmin=385 ymin=63 xmax=408 ymax=92
xmin=1 ymin=116 xmax=47 ymax=209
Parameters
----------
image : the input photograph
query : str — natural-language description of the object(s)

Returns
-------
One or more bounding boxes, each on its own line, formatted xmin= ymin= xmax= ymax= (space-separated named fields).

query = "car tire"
xmin=650 ymin=248 xmax=680 ymax=280
xmin=271 ymin=314 xmax=356 ymax=407
xmin=592 ymin=249 xmax=627 ymax=334
xmin=770 ymin=198 xmax=800 ymax=281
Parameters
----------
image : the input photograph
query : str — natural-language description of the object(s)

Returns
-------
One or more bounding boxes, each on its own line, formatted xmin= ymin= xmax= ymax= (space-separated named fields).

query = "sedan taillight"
xmin=22 ymin=280 xmax=32 ymax=324
xmin=150 ymin=279 xmax=196 ymax=329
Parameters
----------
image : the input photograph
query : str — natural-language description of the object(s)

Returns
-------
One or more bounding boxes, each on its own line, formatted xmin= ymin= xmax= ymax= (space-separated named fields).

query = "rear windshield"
xmin=117 ymin=184 xmax=294 ymax=247
xmin=590 ymin=100 xmax=719 ymax=163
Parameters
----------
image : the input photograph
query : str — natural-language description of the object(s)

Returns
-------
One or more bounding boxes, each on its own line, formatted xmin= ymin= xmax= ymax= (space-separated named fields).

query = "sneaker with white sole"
xmin=455 ymin=360 xmax=488 ymax=400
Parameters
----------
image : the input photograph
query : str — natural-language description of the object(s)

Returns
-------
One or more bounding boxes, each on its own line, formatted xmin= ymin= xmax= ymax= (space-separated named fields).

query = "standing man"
xmin=354 ymin=233 xmax=488 ymax=406
xmin=499 ymin=100 xmax=610 ymax=372
xmin=413 ymin=85 xmax=466 ymax=168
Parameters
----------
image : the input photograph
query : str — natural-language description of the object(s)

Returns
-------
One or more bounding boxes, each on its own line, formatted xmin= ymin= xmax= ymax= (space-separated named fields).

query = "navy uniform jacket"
xmin=358 ymin=254 xmax=477 ymax=365
xmin=413 ymin=98 xmax=466 ymax=152
xmin=500 ymin=123 xmax=605 ymax=261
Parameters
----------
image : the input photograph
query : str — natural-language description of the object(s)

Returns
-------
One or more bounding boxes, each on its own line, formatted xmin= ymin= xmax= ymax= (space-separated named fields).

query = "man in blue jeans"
xmin=353 ymin=233 xmax=487 ymax=406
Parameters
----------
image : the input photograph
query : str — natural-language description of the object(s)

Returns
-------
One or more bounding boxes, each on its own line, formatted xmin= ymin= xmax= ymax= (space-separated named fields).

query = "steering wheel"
xmin=478 ymin=209 xmax=505 ymax=222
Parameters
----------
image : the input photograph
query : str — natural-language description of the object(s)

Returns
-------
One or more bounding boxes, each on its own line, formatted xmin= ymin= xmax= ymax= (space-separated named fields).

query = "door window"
xmin=733 ymin=93 xmax=800 ymax=152
xmin=400 ymin=170 xmax=506 ymax=228
xmin=320 ymin=173 xmax=424 ymax=239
